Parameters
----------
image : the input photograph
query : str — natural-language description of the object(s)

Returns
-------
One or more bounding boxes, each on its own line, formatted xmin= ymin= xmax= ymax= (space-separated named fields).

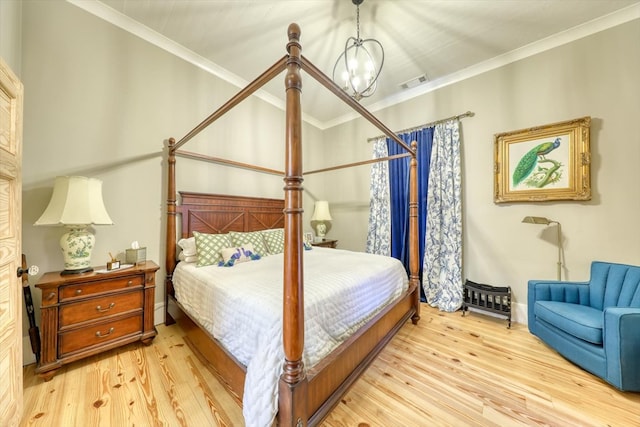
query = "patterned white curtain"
xmin=423 ymin=120 xmax=463 ymax=311
xmin=366 ymin=136 xmax=391 ymax=255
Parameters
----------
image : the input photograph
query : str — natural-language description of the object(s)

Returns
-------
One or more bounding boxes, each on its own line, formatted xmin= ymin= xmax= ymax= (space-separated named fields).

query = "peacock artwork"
xmin=511 ymin=136 xmax=567 ymax=189
xmin=495 ymin=116 xmax=590 ymax=203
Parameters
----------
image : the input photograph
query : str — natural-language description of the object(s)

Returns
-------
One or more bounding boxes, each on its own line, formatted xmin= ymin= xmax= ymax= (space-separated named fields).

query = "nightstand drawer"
xmin=58 ymin=314 xmax=143 ymax=357
xmin=59 ymin=290 xmax=143 ymax=328
xmin=60 ymin=275 xmax=143 ymax=301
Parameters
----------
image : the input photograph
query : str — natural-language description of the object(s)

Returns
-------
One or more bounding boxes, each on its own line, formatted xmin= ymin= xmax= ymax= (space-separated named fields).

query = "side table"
xmin=311 ymin=239 xmax=338 ymax=249
xmin=35 ymin=260 xmax=159 ymax=380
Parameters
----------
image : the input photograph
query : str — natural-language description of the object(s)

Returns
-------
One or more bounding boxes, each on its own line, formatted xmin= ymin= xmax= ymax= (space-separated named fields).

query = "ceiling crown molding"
xmin=68 ymin=0 xmax=639 ymax=130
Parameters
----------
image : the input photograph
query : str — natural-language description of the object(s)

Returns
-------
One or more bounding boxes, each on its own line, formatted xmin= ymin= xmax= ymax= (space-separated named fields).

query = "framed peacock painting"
xmin=494 ymin=116 xmax=591 ymax=203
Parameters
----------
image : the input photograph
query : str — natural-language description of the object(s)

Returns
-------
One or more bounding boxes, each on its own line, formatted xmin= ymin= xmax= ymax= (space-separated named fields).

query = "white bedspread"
xmin=173 ymin=247 xmax=408 ymax=427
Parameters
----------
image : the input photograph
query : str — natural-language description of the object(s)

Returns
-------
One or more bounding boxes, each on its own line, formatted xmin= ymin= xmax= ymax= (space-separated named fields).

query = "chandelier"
xmin=332 ymin=0 xmax=384 ymax=101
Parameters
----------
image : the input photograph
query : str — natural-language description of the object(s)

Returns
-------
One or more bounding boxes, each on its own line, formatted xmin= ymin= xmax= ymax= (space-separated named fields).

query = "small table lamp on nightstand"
xmin=311 ymin=200 xmax=332 ymax=242
xmin=35 ymin=176 xmax=113 ymax=275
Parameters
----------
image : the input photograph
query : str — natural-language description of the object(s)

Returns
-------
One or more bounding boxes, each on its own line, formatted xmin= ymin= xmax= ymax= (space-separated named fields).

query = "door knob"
xmin=17 ymin=264 xmax=39 ymax=278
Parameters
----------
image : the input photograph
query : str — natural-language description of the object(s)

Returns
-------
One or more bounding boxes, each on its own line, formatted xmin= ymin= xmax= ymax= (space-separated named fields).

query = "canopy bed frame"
xmin=164 ymin=23 xmax=420 ymax=426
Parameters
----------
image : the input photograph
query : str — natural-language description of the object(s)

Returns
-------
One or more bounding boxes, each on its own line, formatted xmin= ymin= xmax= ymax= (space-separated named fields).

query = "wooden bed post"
xmin=409 ymin=141 xmax=421 ymax=324
xmin=279 ymin=22 xmax=308 ymax=426
xmin=165 ymin=137 xmax=177 ymax=325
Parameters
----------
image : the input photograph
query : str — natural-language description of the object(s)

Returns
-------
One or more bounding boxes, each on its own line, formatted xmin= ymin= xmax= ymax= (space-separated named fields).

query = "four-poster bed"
xmin=164 ymin=24 xmax=420 ymax=426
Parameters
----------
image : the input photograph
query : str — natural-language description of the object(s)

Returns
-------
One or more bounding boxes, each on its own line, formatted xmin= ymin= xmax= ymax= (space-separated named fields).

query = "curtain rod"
xmin=367 ymin=110 xmax=474 ymax=142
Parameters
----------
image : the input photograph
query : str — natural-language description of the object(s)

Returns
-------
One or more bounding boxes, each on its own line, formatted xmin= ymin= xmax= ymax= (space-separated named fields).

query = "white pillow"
xmin=178 ymin=252 xmax=198 ymax=263
xmin=178 ymin=237 xmax=197 ymax=257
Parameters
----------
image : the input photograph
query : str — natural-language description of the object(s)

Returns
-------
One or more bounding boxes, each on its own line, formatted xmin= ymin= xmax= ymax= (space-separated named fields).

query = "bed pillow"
xmin=178 ymin=252 xmax=198 ymax=263
xmin=178 ymin=237 xmax=198 ymax=263
xmin=193 ymin=231 xmax=231 ymax=267
xmin=219 ymin=244 xmax=261 ymax=267
xmin=229 ymin=231 xmax=269 ymax=257
xmin=261 ymin=228 xmax=285 ymax=255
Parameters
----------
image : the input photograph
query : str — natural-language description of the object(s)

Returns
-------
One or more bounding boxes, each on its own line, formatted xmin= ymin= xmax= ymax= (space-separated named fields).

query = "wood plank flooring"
xmin=21 ymin=305 xmax=640 ymax=426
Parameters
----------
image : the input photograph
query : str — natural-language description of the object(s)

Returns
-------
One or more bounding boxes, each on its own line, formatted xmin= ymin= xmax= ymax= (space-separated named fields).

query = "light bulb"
xmin=348 ymin=58 xmax=358 ymax=72
xmin=352 ymin=76 xmax=361 ymax=90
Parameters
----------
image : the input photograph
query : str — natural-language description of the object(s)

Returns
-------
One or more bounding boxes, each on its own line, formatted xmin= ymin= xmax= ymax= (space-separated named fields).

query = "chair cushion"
xmin=535 ymin=301 xmax=603 ymax=345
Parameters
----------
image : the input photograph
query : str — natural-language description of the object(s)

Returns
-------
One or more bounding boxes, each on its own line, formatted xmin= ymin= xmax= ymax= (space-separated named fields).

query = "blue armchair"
xmin=528 ymin=261 xmax=640 ymax=391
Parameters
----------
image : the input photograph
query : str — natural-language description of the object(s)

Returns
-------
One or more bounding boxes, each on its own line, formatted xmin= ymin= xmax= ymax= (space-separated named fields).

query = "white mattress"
xmin=173 ymin=247 xmax=408 ymax=427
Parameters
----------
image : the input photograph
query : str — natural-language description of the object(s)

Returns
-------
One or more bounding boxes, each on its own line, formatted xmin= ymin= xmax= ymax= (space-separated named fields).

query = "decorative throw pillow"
xmin=193 ymin=231 xmax=231 ymax=267
xmin=229 ymin=231 xmax=269 ymax=257
xmin=219 ymin=244 xmax=261 ymax=267
xmin=261 ymin=228 xmax=285 ymax=254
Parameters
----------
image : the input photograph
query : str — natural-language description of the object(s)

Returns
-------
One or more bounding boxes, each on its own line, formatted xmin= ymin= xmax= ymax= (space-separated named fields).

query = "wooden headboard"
xmin=165 ymin=192 xmax=284 ymax=302
xmin=177 ymin=192 xmax=285 ymax=238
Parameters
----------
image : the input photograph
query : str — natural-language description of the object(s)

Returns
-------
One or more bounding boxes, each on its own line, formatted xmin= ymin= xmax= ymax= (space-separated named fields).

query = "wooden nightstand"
xmin=311 ymin=239 xmax=338 ymax=248
xmin=35 ymin=261 xmax=159 ymax=381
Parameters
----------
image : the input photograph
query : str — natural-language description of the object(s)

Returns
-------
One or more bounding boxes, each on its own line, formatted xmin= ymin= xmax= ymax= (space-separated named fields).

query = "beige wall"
xmin=321 ymin=20 xmax=640 ymax=321
xmin=18 ymin=0 xmax=322 ymax=365
xmin=0 ymin=0 xmax=22 ymax=75
xmin=14 ymin=1 xmax=640 ymax=363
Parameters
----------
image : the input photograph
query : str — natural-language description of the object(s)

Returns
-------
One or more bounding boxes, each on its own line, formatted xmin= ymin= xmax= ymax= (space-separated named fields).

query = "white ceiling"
xmin=72 ymin=0 xmax=639 ymax=128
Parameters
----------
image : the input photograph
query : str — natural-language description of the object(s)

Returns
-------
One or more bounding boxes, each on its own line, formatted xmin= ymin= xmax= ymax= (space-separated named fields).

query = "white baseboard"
xmin=464 ymin=301 xmax=528 ymax=326
xmin=513 ymin=301 xmax=528 ymax=326
xmin=154 ymin=301 xmax=166 ymax=325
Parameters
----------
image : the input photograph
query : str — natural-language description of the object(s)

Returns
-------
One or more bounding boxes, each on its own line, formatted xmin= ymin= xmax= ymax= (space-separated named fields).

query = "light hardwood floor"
xmin=21 ymin=305 xmax=640 ymax=426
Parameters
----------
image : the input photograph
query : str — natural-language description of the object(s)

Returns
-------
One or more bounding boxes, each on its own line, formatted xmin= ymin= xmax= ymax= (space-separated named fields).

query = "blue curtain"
xmin=387 ymin=128 xmax=434 ymax=284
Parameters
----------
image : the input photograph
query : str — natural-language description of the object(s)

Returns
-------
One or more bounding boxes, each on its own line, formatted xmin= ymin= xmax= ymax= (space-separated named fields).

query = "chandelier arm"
xmin=352 ymin=40 xmax=384 ymax=97
xmin=362 ymin=39 xmax=384 ymax=96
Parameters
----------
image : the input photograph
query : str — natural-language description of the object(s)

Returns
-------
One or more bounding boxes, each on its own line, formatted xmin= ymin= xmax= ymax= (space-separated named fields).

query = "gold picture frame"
xmin=494 ymin=116 xmax=591 ymax=203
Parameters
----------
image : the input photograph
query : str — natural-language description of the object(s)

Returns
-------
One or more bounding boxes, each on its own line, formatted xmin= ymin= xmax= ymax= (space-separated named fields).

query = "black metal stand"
xmin=462 ymin=280 xmax=511 ymax=328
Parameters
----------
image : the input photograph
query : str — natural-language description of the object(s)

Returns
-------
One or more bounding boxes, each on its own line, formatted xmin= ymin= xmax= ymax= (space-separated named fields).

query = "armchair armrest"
xmin=604 ymin=307 xmax=640 ymax=391
xmin=527 ymin=280 xmax=590 ymax=333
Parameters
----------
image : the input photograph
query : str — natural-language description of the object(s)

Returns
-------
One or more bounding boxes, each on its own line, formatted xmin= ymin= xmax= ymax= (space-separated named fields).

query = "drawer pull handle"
xmin=47 ymin=292 xmax=56 ymax=300
xmin=75 ymin=289 xmax=82 ymax=295
xmin=95 ymin=327 xmax=115 ymax=338
xmin=96 ymin=303 xmax=115 ymax=312
xmin=127 ymin=280 xmax=133 ymax=286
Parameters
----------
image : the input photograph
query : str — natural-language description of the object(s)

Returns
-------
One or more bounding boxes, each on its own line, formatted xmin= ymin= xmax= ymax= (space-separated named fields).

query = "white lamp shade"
xmin=311 ymin=201 xmax=332 ymax=221
xmin=35 ymin=176 xmax=113 ymax=226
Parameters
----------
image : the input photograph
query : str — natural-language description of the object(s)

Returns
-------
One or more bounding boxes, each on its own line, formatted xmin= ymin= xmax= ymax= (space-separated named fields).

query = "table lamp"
xmin=35 ymin=176 xmax=113 ymax=275
xmin=311 ymin=201 xmax=332 ymax=241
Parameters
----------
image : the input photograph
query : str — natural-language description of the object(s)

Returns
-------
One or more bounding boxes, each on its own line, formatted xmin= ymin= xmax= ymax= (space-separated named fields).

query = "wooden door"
xmin=0 ymin=57 xmax=24 ymax=426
